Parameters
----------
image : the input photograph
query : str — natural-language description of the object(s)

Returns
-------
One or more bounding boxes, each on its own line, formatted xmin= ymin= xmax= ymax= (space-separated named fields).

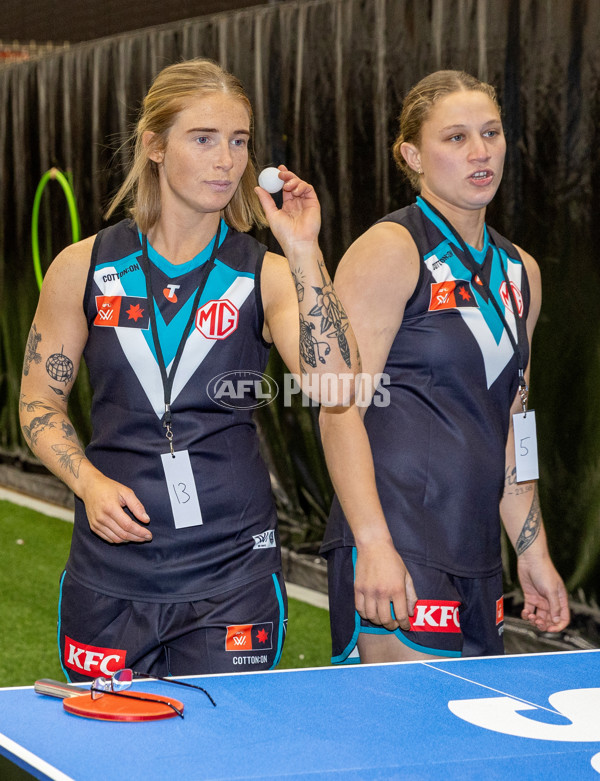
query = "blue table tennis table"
xmin=0 ymin=648 xmax=599 ymax=780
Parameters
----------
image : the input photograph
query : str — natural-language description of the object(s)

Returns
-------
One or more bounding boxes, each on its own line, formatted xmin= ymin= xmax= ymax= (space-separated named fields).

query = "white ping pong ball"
xmin=258 ymin=167 xmax=284 ymax=193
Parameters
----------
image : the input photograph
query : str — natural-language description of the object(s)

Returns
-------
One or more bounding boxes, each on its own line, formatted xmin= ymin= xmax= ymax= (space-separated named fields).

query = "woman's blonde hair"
xmin=392 ymin=70 xmax=501 ymax=191
xmin=105 ymin=58 xmax=267 ymax=233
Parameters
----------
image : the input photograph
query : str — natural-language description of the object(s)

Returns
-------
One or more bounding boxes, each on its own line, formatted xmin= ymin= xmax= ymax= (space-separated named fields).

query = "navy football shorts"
xmin=325 ymin=546 xmax=504 ymax=662
xmin=58 ymin=570 xmax=288 ymax=681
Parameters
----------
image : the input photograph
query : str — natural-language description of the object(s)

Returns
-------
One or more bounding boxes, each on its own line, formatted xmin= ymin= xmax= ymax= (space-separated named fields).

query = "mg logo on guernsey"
xmin=409 ymin=600 xmax=461 ymax=633
xmin=196 ymin=299 xmax=239 ymax=339
xmin=499 ymin=280 xmax=524 ymax=316
xmin=64 ymin=636 xmax=127 ymax=678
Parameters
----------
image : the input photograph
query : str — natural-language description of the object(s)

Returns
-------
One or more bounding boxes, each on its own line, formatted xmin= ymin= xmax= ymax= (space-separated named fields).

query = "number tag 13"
xmin=512 ymin=411 xmax=539 ymax=483
xmin=160 ymin=450 xmax=203 ymax=528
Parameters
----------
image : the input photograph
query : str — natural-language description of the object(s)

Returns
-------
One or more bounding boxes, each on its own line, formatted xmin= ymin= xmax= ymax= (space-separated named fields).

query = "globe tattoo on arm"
xmin=45 ymin=346 xmax=85 ymax=477
xmin=515 ymin=484 xmax=542 ymax=556
xmin=21 ymin=328 xmax=86 ymax=476
xmin=298 ymin=259 xmax=352 ymax=372
xmin=45 ymin=347 xmax=74 ymax=397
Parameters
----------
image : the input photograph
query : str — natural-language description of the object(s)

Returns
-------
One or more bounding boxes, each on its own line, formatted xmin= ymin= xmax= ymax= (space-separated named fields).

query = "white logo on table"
xmin=449 ymin=687 xmax=600 ymax=774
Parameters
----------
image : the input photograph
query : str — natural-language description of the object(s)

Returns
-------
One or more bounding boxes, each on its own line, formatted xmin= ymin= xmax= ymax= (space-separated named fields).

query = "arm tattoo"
xmin=306 ymin=261 xmax=352 ymax=368
xmin=299 ymin=314 xmax=329 ymax=372
xmin=52 ymin=443 xmax=85 ymax=478
xmin=308 ymin=284 xmax=351 ymax=367
xmin=516 ymin=485 xmax=541 ymax=555
xmin=291 ymin=268 xmax=305 ymax=303
xmin=22 ymin=412 xmax=57 ymax=447
xmin=43 ymin=346 xmax=74 ymax=397
xmin=49 ymin=385 xmax=69 ymax=398
xmin=61 ymin=421 xmax=77 ymax=440
xmin=23 ymin=324 xmax=43 ymax=376
xmin=504 ymin=466 xmax=518 ymax=490
xmin=504 ymin=466 xmax=534 ymax=498
xmin=19 ymin=394 xmax=53 ymax=414
xmin=46 ymin=347 xmax=74 ymax=385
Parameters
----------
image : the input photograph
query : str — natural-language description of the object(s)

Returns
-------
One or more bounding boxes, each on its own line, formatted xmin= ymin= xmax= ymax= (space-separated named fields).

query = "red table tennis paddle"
xmin=34 ymin=679 xmax=184 ymax=722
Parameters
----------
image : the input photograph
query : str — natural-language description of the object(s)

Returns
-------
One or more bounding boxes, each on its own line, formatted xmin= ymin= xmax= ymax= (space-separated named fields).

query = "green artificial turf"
xmin=0 ymin=499 xmax=331 ymax=687
xmin=280 ymin=594 xmax=332 ymax=670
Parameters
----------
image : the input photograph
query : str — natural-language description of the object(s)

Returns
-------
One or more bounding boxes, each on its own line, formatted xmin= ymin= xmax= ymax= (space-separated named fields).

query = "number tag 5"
xmin=512 ymin=411 xmax=539 ymax=483
xmin=160 ymin=450 xmax=203 ymax=528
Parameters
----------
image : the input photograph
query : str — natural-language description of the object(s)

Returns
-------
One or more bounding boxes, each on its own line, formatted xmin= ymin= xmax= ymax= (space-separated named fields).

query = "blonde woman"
xmin=20 ymin=59 xmax=358 ymax=679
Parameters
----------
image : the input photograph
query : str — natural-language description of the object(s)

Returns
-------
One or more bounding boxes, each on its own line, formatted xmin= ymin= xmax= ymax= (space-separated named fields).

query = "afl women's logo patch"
xmin=499 ymin=281 xmax=524 ymax=316
xmin=195 ymin=299 xmax=239 ymax=339
xmin=94 ymin=296 xmax=149 ymax=329
xmin=429 ymin=280 xmax=478 ymax=311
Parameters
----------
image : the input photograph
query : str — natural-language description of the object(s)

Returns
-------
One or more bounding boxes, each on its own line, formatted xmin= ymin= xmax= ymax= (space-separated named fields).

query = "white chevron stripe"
xmin=93 ymin=267 xmax=255 ymax=417
xmin=424 ymin=256 xmax=522 ymax=389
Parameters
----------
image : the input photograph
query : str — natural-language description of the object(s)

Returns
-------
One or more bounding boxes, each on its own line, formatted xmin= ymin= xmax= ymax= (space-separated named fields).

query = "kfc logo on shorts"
xmin=496 ymin=596 xmax=505 ymax=625
xmin=64 ymin=636 xmax=127 ymax=678
xmin=195 ymin=299 xmax=239 ymax=339
xmin=409 ymin=600 xmax=461 ymax=633
xmin=225 ymin=622 xmax=273 ymax=652
xmin=499 ymin=281 xmax=524 ymax=316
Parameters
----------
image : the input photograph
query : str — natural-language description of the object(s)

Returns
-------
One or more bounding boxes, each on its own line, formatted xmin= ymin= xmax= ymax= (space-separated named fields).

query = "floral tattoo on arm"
xmin=51 ymin=443 xmax=86 ymax=478
xmin=299 ymin=261 xmax=352 ymax=373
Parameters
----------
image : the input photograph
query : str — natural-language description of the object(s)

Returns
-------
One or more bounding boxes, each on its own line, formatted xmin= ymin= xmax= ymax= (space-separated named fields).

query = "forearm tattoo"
xmin=21 ymin=410 xmax=57 ymax=448
xmin=23 ymin=324 xmax=43 ymax=376
xmin=22 ymin=392 xmax=86 ymax=476
xmin=51 ymin=443 xmax=86 ymax=478
xmin=299 ymin=261 xmax=352 ymax=373
xmin=516 ymin=485 xmax=541 ymax=555
xmin=504 ymin=466 xmax=534 ymax=498
xmin=61 ymin=421 xmax=77 ymax=440
xmin=299 ymin=313 xmax=329 ymax=369
xmin=291 ymin=268 xmax=305 ymax=303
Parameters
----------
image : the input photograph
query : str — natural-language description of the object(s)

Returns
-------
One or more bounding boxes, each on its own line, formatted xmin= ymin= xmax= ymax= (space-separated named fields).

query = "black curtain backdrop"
xmin=1 ymin=0 xmax=599 ymax=598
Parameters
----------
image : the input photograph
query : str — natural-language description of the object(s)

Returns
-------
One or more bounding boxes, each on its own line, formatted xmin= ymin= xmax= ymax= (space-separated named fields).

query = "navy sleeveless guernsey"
xmin=322 ymin=198 xmax=530 ymax=577
xmin=66 ymin=218 xmax=280 ymax=602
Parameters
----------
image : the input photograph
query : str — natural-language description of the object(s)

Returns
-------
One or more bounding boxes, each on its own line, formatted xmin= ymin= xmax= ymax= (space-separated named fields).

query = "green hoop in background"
xmin=31 ymin=167 xmax=81 ymax=291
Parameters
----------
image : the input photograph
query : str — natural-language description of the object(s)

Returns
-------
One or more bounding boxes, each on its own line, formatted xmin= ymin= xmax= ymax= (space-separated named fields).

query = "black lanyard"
xmin=420 ymin=198 xmax=529 ymax=411
xmin=139 ymin=221 xmax=222 ymax=455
